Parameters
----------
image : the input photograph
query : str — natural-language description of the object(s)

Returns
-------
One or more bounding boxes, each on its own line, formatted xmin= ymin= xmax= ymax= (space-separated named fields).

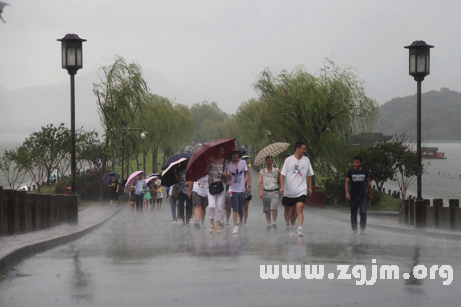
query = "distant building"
xmin=349 ymin=133 xmax=393 ymax=147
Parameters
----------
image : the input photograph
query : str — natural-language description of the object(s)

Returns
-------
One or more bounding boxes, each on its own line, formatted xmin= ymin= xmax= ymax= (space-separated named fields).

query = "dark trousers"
xmin=178 ymin=193 xmax=193 ymax=223
xmin=350 ymin=197 xmax=367 ymax=230
xmin=135 ymin=194 xmax=144 ymax=211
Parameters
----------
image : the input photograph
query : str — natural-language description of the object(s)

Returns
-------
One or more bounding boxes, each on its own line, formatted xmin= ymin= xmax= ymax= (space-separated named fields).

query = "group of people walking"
xmin=122 ymin=141 xmax=373 ymax=238
xmin=127 ymin=175 xmax=163 ymax=211
xmin=165 ymin=141 xmax=318 ymax=237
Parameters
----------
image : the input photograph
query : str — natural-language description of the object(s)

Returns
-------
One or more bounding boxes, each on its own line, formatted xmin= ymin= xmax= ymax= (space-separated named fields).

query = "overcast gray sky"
xmin=1 ymin=0 xmax=460 ymax=114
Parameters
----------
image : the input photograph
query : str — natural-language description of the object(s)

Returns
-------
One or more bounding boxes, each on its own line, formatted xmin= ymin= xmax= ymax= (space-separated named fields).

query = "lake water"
xmin=382 ymin=142 xmax=461 ymax=207
xmin=1 ymin=135 xmax=461 ymax=205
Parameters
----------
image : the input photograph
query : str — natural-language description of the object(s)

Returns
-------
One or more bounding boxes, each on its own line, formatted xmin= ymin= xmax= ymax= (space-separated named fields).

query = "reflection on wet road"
xmin=1 ymin=202 xmax=460 ymax=306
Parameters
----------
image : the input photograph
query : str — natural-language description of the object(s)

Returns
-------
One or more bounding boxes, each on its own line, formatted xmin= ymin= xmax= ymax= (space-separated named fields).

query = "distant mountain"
xmin=0 ymin=67 xmax=241 ymax=136
xmin=373 ymin=88 xmax=461 ymax=141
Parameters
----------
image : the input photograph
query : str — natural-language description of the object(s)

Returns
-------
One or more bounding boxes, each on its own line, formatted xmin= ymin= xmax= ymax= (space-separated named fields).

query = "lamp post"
xmin=57 ymin=34 xmax=87 ymax=194
xmin=405 ymin=40 xmax=433 ymax=228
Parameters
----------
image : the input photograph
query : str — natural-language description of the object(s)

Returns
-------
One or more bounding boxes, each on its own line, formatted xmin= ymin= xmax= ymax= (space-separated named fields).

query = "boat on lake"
xmin=422 ymin=147 xmax=447 ymax=159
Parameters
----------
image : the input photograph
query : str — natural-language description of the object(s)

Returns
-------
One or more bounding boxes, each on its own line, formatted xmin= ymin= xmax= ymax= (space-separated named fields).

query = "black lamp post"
xmin=405 ymin=40 xmax=433 ymax=227
xmin=57 ymin=34 xmax=87 ymax=194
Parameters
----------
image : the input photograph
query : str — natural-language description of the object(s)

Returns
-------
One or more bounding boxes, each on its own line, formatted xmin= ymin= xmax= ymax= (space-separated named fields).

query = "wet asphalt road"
xmin=1 ymin=190 xmax=461 ymax=306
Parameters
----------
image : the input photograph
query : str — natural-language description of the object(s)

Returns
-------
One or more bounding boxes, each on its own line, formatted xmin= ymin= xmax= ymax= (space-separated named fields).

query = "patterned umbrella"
xmin=254 ymin=142 xmax=290 ymax=166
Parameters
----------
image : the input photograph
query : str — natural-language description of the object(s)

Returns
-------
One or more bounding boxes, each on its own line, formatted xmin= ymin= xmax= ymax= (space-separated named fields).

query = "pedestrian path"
xmin=0 ymin=203 xmax=123 ymax=273
xmin=310 ymin=207 xmax=461 ymax=241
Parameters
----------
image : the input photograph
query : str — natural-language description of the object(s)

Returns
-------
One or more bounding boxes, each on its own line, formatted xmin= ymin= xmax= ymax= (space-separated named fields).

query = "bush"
xmin=81 ymin=181 xmax=111 ymax=201
xmin=323 ymin=176 xmax=346 ymax=205
xmin=54 ymin=169 xmax=108 ymax=197
xmin=370 ymin=188 xmax=381 ymax=206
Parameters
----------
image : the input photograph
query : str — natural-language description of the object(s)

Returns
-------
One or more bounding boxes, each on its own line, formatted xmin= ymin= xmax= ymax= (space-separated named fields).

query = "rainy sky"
xmin=1 ymin=0 xmax=461 ymax=114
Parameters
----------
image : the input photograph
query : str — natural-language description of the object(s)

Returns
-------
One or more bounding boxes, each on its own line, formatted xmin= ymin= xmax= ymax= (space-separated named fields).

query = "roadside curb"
xmin=0 ymin=206 xmax=123 ymax=274
xmin=312 ymin=209 xmax=461 ymax=241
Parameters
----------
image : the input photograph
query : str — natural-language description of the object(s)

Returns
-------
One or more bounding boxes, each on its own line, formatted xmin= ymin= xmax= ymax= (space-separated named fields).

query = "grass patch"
xmin=370 ymin=193 xmax=401 ymax=211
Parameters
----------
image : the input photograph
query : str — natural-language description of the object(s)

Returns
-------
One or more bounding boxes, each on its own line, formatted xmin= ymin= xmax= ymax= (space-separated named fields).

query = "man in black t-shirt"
xmin=345 ymin=156 xmax=372 ymax=235
xmin=109 ymin=175 xmax=120 ymax=208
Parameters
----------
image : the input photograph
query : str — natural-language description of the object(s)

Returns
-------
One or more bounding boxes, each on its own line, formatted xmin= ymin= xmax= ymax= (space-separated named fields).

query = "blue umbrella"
xmin=161 ymin=153 xmax=193 ymax=171
xmin=102 ymin=172 xmax=120 ymax=184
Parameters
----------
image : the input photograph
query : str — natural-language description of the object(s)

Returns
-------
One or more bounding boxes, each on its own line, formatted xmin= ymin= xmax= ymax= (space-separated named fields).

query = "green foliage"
xmin=0 ymin=148 xmax=28 ymax=189
xmin=139 ymin=94 xmax=194 ymax=173
xmin=53 ymin=168 xmax=106 ymax=197
xmin=81 ymin=181 xmax=111 ymax=200
xmin=371 ymin=189 xmax=381 ymax=206
xmin=253 ymin=58 xmax=379 ymax=173
xmin=357 ymin=138 xmax=421 ymax=197
xmin=54 ymin=178 xmax=71 ymax=194
xmin=374 ymin=88 xmax=461 ymax=140
xmin=323 ymin=176 xmax=346 ymax=205
xmin=190 ymin=101 xmax=230 ymax=143
xmin=22 ymin=123 xmax=71 ymax=190
xmin=93 ymin=56 xmax=150 ymax=163
xmin=234 ymin=98 xmax=268 ymax=149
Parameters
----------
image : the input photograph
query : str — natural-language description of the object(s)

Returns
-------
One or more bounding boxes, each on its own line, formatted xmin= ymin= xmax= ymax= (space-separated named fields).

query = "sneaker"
xmin=190 ymin=219 xmax=194 ymax=224
xmin=238 ymin=222 xmax=243 ymax=229
xmin=290 ymin=229 xmax=295 ymax=236
xmin=226 ymin=223 xmax=230 ymax=228
xmin=194 ymin=223 xmax=200 ymax=229
xmin=245 ymin=223 xmax=249 ymax=228
xmin=297 ymin=230 xmax=304 ymax=237
xmin=173 ymin=221 xmax=177 ymax=225
xmin=286 ymin=224 xmax=290 ymax=231
xmin=272 ymin=224 xmax=277 ymax=229
xmin=266 ymin=224 xmax=272 ymax=230
xmin=233 ymin=226 xmax=238 ymax=234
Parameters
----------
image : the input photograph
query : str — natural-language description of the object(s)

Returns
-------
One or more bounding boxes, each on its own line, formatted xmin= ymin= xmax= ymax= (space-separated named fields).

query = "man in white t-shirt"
xmin=279 ymin=141 xmax=314 ymax=237
xmin=226 ymin=147 xmax=251 ymax=234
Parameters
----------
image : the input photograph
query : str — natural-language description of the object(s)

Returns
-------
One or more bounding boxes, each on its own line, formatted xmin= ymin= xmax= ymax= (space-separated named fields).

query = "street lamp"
xmin=57 ymin=34 xmax=87 ymax=194
xmin=405 ymin=40 xmax=433 ymax=228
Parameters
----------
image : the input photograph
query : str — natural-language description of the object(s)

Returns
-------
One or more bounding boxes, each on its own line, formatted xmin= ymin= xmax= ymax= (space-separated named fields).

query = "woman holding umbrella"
xmin=204 ymin=144 xmax=228 ymax=233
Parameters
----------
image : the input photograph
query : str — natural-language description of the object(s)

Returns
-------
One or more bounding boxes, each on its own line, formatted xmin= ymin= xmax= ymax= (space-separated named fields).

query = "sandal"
xmin=360 ymin=230 xmax=366 ymax=235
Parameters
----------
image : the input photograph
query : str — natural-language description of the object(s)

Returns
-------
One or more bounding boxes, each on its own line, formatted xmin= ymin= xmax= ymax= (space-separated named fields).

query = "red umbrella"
xmin=185 ymin=138 xmax=235 ymax=182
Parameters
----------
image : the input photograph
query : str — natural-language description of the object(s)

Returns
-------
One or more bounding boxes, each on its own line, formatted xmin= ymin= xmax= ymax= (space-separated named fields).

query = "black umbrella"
xmin=102 ymin=172 xmax=120 ymax=184
xmin=161 ymin=158 xmax=191 ymax=187
xmin=161 ymin=153 xmax=193 ymax=171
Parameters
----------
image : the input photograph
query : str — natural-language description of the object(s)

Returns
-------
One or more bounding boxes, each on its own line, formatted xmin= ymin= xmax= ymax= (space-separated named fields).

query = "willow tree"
xmin=253 ymin=58 xmax=379 ymax=173
xmin=189 ymin=101 xmax=230 ymax=143
xmin=93 ymin=56 xmax=150 ymax=201
xmin=140 ymin=95 xmax=194 ymax=173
